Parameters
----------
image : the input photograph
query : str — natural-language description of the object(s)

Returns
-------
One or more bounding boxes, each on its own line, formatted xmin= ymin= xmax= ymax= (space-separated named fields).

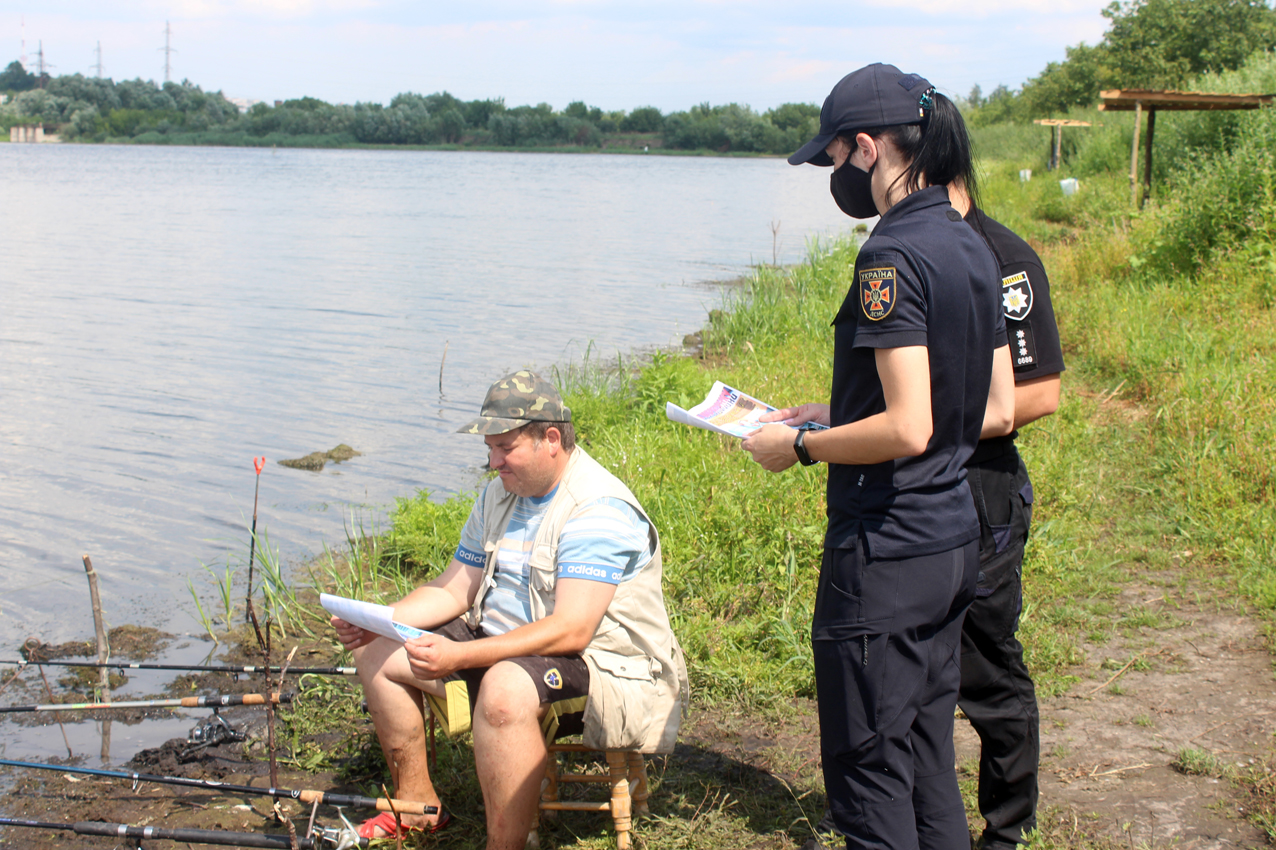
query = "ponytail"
xmin=837 ymin=90 xmax=978 ymax=208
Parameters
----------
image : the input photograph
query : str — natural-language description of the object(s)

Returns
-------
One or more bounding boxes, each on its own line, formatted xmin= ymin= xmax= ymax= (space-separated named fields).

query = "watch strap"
xmin=794 ymin=429 xmax=818 ymax=466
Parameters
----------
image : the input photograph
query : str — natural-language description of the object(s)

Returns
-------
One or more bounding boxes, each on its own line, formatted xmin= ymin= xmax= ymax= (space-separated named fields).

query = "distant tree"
xmin=764 ymin=102 xmax=819 ymax=131
xmin=1102 ymin=0 xmax=1276 ymax=88
xmin=434 ymin=107 xmax=466 ymax=143
xmin=281 ymin=96 xmax=330 ymax=111
xmin=464 ymin=97 xmax=503 ymax=127
xmin=1019 ymin=42 xmax=1110 ymax=115
xmin=621 ymin=106 xmax=663 ymax=133
xmin=0 ymin=60 xmax=35 ymax=92
xmin=424 ymin=91 xmax=463 ymax=114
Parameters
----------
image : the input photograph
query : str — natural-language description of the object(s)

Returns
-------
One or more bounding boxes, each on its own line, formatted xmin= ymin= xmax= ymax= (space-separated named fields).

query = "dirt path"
xmin=954 ymin=581 xmax=1276 ymax=849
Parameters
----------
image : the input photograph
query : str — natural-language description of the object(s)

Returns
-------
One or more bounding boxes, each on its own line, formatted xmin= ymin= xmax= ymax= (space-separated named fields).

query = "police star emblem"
xmin=859 ymin=266 xmax=897 ymax=321
xmin=1001 ymin=270 xmax=1034 ymax=319
xmin=543 ymin=668 xmax=563 ymax=690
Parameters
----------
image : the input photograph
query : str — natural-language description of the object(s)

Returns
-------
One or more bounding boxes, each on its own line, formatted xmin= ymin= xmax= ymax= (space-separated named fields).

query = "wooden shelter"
xmin=1033 ymin=119 xmax=1093 ymax=171
xmin=1099 ymin=89 xmax=1275 ymax=207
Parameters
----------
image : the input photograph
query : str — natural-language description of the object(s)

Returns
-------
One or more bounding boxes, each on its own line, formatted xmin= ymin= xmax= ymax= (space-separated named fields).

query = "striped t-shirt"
xmin=453 ymin=486 xmax=654 ymax=636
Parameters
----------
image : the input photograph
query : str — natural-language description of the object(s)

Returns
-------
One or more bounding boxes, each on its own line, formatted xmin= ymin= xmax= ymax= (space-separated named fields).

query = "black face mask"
xmin=830 ymin=161 xmax=878 ymax=219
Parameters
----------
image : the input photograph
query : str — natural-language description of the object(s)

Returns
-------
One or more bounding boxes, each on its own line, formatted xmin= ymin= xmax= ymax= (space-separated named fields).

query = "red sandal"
xmin=357 ymin=809 xmax=451 ymax=839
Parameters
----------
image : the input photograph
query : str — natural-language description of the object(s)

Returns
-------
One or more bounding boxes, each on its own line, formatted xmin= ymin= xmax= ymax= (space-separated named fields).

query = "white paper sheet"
xmin=320 ymin=593 xmax=427 ymax=643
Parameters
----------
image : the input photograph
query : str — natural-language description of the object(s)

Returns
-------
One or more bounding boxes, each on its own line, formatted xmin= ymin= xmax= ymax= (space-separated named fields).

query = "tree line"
xmin=6 ymin=0 xmax=1267 ymax=150
xmin=961 ymin=0 xmax=1276 ymax=125
xmin=0 ymin=62 xmax=821 ymax=154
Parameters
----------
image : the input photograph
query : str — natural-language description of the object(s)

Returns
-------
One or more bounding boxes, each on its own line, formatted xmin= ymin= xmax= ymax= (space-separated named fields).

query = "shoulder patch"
xmin=859 ymin=266 xmax=897 ymax=322
xmin=1001 ymin=270 xmax=1033 ymax=320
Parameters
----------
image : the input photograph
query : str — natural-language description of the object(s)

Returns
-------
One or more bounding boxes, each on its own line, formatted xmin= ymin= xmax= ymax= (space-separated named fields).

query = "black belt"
xmin=969 ymin=432 xmax=1019 ymax=466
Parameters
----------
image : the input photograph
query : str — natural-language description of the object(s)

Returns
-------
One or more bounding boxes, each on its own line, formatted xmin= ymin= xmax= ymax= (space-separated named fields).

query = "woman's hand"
xmin=330 ymin=616 xmax=378 ymax=652
xmin=742 ymin=422 xmax=801 ymax=472
xmin=759 ymin=403 xmax=830 ymax=428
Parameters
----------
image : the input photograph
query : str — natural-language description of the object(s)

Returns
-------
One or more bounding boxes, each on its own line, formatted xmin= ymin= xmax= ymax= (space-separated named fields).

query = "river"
xmin=0 ymin=143 xmax=855 ymax=760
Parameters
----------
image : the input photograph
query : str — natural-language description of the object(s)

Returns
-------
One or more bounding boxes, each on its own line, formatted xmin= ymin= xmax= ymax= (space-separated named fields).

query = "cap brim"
xmin=456 ymin=416 xmax=530 ymax=435
xmin=788 ymin=132 xmax=837 ymax=166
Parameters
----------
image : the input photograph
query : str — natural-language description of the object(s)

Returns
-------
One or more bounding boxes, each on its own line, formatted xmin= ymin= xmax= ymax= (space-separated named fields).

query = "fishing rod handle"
xmin=295 ymin=788 xmax=439 ymax=815
xmin=181 ymin=692 xmax=293 ymax=708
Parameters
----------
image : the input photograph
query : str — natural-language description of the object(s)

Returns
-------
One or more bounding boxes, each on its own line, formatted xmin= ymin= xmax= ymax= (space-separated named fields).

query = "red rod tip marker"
xmin=254 ymin=457 xmax=265 ymax=474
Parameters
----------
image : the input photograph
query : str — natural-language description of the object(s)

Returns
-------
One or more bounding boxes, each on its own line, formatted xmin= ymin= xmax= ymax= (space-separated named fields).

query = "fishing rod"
xmin=0 ymin=816 xmax=368 ymax=849
xmin=0 ymin=691 xmax=292 ymax=714
xmin=0 ymin=758 xmax=439 ymax=816
xmin=246 ymin=455 xmax=266 ymax=619
xmin=1 ymin=659 xmax=356 ymax=676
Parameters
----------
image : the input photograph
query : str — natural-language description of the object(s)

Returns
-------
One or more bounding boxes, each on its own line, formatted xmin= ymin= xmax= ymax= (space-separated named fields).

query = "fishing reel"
xmin=185 ymin=711 xmax=247 ymax=750
xmin=312 ymin=808 xmax=363 ymax=850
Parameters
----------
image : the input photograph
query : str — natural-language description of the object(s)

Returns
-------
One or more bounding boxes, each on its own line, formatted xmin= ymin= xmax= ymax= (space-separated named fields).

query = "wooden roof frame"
xmin=1098 ymin=89 xmax=1276 ymax=206
xmin=1099 ymin=89 xmax=1274 ymax=111
xmin=1032 ymin=119 xmax=1094 ymax=172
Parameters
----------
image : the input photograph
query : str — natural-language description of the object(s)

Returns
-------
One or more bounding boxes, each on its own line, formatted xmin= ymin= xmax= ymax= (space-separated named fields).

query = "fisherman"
xmin=331 ymin=370 xmax=688 ymax=849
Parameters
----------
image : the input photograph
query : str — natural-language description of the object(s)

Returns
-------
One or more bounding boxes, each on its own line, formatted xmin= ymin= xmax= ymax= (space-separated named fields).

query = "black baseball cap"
xmin=788 ymin=63 xmax=933 ymax=167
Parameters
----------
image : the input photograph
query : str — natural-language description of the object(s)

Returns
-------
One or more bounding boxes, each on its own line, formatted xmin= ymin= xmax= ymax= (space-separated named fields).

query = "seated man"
xmin=332 ymin=370 xmax=688 ymax=849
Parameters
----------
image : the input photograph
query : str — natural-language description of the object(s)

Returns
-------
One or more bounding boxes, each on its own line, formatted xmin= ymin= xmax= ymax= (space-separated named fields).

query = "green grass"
xmin=225 ymin=95 xmax=1276 ymax=847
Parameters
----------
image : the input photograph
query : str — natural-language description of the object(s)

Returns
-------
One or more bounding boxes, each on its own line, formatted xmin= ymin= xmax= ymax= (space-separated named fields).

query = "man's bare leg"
xmin=353 ymin=637 xmax=447 ymax=834
xmin=471 ymin=661 xmax=550 ymax=850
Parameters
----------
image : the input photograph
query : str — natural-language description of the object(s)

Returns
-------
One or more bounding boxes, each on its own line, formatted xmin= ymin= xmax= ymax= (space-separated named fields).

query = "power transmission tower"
xmin=160 ymin=21 xmax=176 ymax=83
xmin=34 ymin=41 xmax=52 ymax=88
xmin=19 ymin=16 xmax=27 ymax=70
xmin=93 ymin=41 xmax=104 ymax=78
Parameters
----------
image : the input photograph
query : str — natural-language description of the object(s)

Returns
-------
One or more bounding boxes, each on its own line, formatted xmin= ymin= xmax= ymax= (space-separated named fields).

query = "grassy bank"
xmin=214 ymin=76 xmax=1276 ymax=844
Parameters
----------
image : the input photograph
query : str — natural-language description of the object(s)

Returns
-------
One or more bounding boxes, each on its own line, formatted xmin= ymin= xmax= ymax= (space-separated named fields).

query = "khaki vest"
xmin=466 ymin=446 xmax=689 ymax=752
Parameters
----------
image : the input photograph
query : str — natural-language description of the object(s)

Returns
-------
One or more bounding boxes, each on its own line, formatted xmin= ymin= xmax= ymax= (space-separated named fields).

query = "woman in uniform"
xmin=742 ymin=63 xmax=1014 ymax=850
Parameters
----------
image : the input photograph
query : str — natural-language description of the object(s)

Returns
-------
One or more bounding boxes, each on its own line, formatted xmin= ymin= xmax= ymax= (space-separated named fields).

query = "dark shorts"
xmin=434 ymin=618 xmax=589 ymax=738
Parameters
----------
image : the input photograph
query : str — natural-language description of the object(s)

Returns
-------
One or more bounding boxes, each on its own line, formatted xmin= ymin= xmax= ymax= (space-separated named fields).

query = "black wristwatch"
xmin=793 ymin=429 xmax=819 ymax=466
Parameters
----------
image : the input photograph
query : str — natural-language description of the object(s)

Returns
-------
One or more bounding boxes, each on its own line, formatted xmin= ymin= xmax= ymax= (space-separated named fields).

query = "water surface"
xmin=0 ymin=144 xmax=855 ymax=760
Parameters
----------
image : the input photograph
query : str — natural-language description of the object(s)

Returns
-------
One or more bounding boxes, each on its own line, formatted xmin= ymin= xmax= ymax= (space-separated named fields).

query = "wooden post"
xmin=83 ymin=554 xmax=112 ymax=761
xmin=1142 ymin=108 xmax=1156 ymax=208
xmin=82 ymin=556 xmax=110 ymax=702
xmin=1129 ymin=101 xmax=1142 ymax=207
xmin=1053 ymin=125 xmax=1063 ymax=171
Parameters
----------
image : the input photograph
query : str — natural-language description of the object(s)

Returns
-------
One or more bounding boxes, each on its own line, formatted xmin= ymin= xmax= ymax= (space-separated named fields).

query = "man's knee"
xmin=352 ymin=637 xmax=400 ymax=685
xmin=474 ymin=661 xmax=544 ymax=730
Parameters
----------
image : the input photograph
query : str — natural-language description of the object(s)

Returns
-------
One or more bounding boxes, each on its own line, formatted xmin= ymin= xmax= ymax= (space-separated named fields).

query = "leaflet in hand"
xmin=320 ymin=593 xmax=428 ymax=643
xmin=665 ymin=381 xmax=777 ymax=438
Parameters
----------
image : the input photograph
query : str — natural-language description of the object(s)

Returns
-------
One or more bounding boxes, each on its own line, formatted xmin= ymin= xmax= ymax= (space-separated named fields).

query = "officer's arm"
xmin=780 ymin=345 xmax=932 ymax=466
xmin=980 ymin=344 xmax=1015 ymax=439
xmin=1013 ymin=373 xmax=1061 ymax=429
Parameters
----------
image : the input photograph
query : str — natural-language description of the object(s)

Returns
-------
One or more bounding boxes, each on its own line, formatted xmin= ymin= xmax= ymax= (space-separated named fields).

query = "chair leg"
xmin=606 ymin=751 xmax=633 ymax=850
xmin=627 ymin=751 xmax=649 ymax=817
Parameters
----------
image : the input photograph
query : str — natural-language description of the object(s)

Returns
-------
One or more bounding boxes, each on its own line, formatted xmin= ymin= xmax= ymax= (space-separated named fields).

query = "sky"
xmin=2 ymin=1 xmax=1110 ymax=112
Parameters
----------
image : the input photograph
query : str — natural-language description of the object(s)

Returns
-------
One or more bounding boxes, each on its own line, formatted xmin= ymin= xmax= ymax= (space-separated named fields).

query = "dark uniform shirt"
xmin=827 ymin=186 xmax=1007 ymax=559
xmin=965 ymin=209 xmax=1065 ymax=381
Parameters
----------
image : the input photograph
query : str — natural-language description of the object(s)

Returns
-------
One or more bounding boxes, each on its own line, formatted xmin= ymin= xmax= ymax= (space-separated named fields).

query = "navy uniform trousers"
xmin=815 ymin=537 xmax=979 ymax=850
xmin=958 ymin=443 xmax=1039 ymax=850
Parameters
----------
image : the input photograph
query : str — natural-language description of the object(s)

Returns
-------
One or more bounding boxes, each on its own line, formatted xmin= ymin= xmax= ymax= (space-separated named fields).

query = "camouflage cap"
xmin=456 ymin=369 xmax=572 ymax=435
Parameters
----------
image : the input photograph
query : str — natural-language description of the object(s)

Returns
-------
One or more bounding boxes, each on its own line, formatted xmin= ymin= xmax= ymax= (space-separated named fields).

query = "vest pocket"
xmin=582 ymin=649 xmax=657 ymax=751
